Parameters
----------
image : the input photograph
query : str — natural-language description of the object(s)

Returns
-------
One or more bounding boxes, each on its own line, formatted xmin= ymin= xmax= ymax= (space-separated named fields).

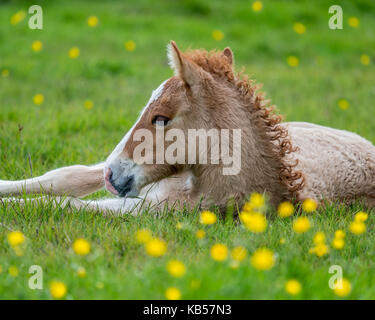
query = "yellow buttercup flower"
xmin=293 ymin=217 xmax=311 ymax=233
xmin=250 ymin=192 xmax=265 ymax=208
xmin=332 ymin=237 xmax=345 ymax=250
xmin=77 ymin=267 xmax=86 ymax=278
xmin=312 ymin=243 xmax=329 ymax=257
xmin=338 ymin=99 xmax=349 ymax=110
xmin=212 ymin=30 xmax=224 ymax=41
xmin=145 ymin=238 xmax=167 ymax=257
xmin=278 ymin=201 xmax=294 ymax=218
xmin=302 ymin=198 xmax=317 ymax=212
xmin=33 ymin=94 xmax=44 ymax=105
xmin=136 ymin=229 xmax=152 ymax=244
xmin=49 ymin=281 xmax=67 ymax=299
xmin=348 ymin=16 xmax=359 ymax=28
xmin=287 ymin=56 xmax=299 ymax=67
xmin=200 ymin=211 xmax=217 ymax=225
xmin=252 ymin=1 xmax=263 ymax=12
xmin=69 ymin=47 xmax=80 ymax=59
xmin=124 ymin=40 xmax=136 ymax=51
xmin=195 ymin=229 xmax=205 ymax=239
xmin=87 ymin=16 xmax=98 ymax=27
xmin=242 ymin=201 xmax=254 ymax=212
xmin=165 ymin=287 xmax=181 ymax=300
xmin=72 ymin=238 xmax=91 ymax=256
xmin=334 ymin=230 xmax=345 ymax=239
xmin=8 ymin=266 xmax=19 ymax=277
xmin=349 ymin=221 xmax=366 ymax=235
xmin=250 ymin=248 xmax=275 ymax=271
xmin=354 ymin=211 xmax=368 ymax=222
xmin=360 ymin=54 xmax=371 ymax=66
xmin=293 ymin=22 xmax=306 ymax=34
xmin=334 ymin=278 xmax=351 ymax=297
xmin=7 ymin=231 xmax=25 ymax=247
xmin=10 ymin=11 xmax=26 ymax=25
xmin=83 ymin=99 xmax=93 ymax=110
xmin=32 ymin=40 xmax=43 ymax=52
xmin=210 ymin=243 xmax=228 ymax=262
xmin=243 ymin=212 xmax=267 ymax=233
xmin=1 ymin=69 xmax=9 ymax=78
xmin=231 ymin=246 xmax=247 ymax=262
xmin=285 ymin=279 xmax=302 ymax=295
xmin=166 ymin=260 xmax=186 ymax=278
xmin=313 ymin=232 xmax=325 ymax=245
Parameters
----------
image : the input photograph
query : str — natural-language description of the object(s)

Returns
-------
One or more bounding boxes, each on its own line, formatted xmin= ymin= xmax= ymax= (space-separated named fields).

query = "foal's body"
xmin=1 ymin=42 xmax=375 ymax=213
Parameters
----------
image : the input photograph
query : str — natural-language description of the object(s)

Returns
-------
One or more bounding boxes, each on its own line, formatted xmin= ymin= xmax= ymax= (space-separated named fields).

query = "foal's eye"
xmin=152 ymin=115 xmax=170 ymax=126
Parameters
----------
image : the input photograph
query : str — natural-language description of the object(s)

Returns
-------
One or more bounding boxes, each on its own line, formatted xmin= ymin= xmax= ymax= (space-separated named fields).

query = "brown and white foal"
xmin=1 ymin=41 xmax=375 ymax=214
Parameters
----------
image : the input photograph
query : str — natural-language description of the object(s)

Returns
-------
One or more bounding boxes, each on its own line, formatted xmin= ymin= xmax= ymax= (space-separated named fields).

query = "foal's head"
xmin=104 ymin=41 xmax=244 ymax=197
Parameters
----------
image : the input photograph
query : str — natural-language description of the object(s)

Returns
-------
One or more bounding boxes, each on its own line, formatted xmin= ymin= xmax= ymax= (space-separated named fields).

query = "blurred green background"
xmin=0 ymin=0 xmax=374 ymax=300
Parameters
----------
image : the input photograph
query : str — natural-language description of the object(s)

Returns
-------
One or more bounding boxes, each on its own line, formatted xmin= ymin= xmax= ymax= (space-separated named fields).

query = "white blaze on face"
xmin=105 ymin=79 xmax=169 ymax=168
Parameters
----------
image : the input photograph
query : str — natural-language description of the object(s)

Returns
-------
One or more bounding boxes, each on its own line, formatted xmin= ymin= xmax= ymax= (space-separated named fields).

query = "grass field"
xmin=1 ymin=0 xmax=375 ymax=299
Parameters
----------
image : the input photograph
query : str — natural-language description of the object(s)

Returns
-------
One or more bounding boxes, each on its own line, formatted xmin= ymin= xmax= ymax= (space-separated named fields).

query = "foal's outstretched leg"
xmin=0 ymin=196 xmax=146 ymax=216
xmin=0 ymin=163 xmax=105 ymax=198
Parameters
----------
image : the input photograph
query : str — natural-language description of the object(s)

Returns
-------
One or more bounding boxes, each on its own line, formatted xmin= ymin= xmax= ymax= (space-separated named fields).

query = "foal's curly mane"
xmin=184 ymin=48 xmax=305 ymax=199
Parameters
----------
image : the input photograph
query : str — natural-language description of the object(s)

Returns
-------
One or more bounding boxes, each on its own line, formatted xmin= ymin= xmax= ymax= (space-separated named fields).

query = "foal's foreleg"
xmin=0 ymin=163 xmax=105 ymax=198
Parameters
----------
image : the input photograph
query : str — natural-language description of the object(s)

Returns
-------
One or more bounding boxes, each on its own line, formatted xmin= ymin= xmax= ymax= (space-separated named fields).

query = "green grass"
xmin=0 ymin=0 xmax=375 ymax=299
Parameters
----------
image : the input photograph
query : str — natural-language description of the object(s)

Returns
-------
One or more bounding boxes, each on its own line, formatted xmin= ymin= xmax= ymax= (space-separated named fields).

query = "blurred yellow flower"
xmin=146 ymin=238 xmax=167 ymax=257
xmin=165 ymin=287 xmax=181 ymax=300
xmin=349 ymin=221 xmax=366 ymax=235
xmin=250 ymin=248 xmax=275 ymax=271
xmin=166 ymin=260 xmax=186 ymax=278
xmin=242 ymin=201 xmax=254 ymax=212
xmin=250 ymin=192 xmax=265 ymax=208
xmin=243 ymin=212 xmax=267 ymax=233
xmin=335 ymin=229 xmax=345 ymax=239
xmin=210 ymin=243 xmax=228 ymax=261
xmin=72 ymin=238 xmax=91 ymax=256
xmin=287 ymin=56 xmax=299 ymax=67
xmin=7 ymin=231 xmax=25 ymax=247
xmin=332 ymin=237 xmax=345 ymax=250
xmin=33 ymin=94 xmax=44 ymax=105
xmin=334 ymin=278 xmax=351 ymax=297
xmin=293 ymin=22 xmax=306 ymax=34
xmin=32 ymin=40 xmax=43 ymax=52
xmin=8 ymin=266 xmax=19 ymax=277
xmin=176 ymin=222 xmax=183 ymax=229
xmin=313 ymin=231 xmax=325 ymax=245
xmin=124 ymin=40 xmax=136 ymax=51
xmin=279 ymin=237 xmax=286 ymax=244
xmin=360 ymin=54 xmax=371 ymax=66
xmin=136 ymin=229 xmax=152 ymax=243
xmin=200 ymin=210 xmax=217 ymax=225
xmin=49 ymin=281 xmax=67 ymax=299
xmin=354 ymin=211 xmax=368 ymax=222
xmin=1 ymin=69 xmax=9 ymax=78
xmin=77 ymin=267 xmax=86 ymax=278
xmin=312 ymin=243 xmax=329 ymax=257
xmin=252 ymin=1 xmax=263 ymax=12
xmin=195 ymin=229 xmax=205 ymax=239
xmin=84 ymin=100 xmax=94 ymax=110
xmin=338 ymin=99 xmax=349 ymax=110
xmin=10 ymin=11 xmax=26 ymax=25
xmin=278 ymin=201 xmax=294 ymax=218
xmin=348 ymin=16 xmax=359 ymax=28
xmin=293 ymin=217 xmax=311 ymax=233
xmin=302 ymin=198 xmax=317 ymax=212
xmin=285 ymin=279 xmax=302 ymax=295
xmin=212 ymin=30 xmax=224 ymax=41
xmin=87 ymin=16 xmax=98 ymax=27
xmin=69 ymin=47 xmax=80 ymax=59
xmin=231 ymin=246 xmax=247 ymax=261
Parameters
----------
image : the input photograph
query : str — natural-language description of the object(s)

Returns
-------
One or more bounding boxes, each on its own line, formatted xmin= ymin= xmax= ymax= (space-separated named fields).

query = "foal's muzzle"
xmin=105 ymin=167 xmax=135 ymax=197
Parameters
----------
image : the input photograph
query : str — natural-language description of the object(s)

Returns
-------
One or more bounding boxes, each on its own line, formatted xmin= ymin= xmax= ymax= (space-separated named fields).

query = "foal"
xmin=1 ymin=41 xmax=375 ymax=214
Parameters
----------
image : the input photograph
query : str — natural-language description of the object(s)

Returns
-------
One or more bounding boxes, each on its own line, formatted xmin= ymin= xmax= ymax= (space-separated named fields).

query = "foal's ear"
xmin=223 ymin=47 xmax=234 ymax=66
xmin=167 ymin=41 xmax=206 ymax=87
